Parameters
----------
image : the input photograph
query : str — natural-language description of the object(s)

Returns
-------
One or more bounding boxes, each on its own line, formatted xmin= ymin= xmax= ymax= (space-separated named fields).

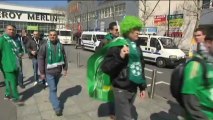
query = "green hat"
xmin=120 ymin=16 xmax=144 ymax=36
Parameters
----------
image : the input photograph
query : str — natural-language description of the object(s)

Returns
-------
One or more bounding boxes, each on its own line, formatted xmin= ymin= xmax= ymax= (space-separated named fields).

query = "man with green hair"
xmin=101 ymin=16 xmax=146 ymax=120
xmin=0 ymin=24 xmax=24 ymax=104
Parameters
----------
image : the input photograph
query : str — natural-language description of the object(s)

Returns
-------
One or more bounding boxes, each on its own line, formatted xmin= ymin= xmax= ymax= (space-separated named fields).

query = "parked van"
xmin=56 ymin=29 xmax=73 ymax=45
xmin=80 ymin=31 xmax=107 ymax=51
xmin=137 ymin=35 xmax=186 ymax=67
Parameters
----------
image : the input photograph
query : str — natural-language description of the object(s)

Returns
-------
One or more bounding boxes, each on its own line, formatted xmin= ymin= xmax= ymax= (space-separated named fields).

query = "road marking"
xmin=145 ymin=68 xmax=163 ymax=74
xmin=145 ymin=76 xmax=152 ymax=79
xmin=147 ymin=81 xmax=170 ymax=87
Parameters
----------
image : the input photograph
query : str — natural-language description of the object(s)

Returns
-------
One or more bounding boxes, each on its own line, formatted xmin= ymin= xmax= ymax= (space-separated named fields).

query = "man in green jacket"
xmin=182 ymin=35 xmax=213 ymax=120
xmin=103 ymin=22 xmax=119 ymax=45
xmin=0 ymin=25 xmax=24 ymax=104
xmin=96 ymin=22 xmax=119 ymax=52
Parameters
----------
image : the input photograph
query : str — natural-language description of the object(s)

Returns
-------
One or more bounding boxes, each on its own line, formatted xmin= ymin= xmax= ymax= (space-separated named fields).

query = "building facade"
xmin=68 ymin=0 xmax=212 ymax=49
xmin=0 ymin=3 xmax=66 ymax=34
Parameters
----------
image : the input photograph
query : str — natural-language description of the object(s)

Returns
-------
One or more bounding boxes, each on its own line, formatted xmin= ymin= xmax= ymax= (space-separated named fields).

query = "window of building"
xmin=114 ymin=4 xmax=125 ymax=16
xmin=100 ymin=9 xmax=104 ymax=19
xmin=104 ymin=7 xmax=110 ymax=18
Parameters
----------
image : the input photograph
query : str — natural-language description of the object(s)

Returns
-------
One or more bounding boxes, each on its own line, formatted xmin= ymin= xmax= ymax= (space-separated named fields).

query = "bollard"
xmin=76 ymin=51 xmax=79 ymax=67
xmin=78 ymin=51 xmax=81 ymax=67
xmin=150 ymin=69 xmax=157 ymax=99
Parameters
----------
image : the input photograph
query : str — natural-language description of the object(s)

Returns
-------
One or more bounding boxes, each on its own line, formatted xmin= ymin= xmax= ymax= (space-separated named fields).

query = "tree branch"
xmin=144 ymin=0 xmax=160 ymax=21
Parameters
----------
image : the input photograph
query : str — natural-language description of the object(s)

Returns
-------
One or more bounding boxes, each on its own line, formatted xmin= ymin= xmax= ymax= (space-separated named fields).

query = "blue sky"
xmin=1 ymin=0 xmax=68 ymax=8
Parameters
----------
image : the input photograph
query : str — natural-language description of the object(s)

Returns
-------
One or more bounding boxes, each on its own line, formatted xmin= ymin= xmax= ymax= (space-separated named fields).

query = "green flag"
xmin=87 ymin=37 xmax=128 ymax=102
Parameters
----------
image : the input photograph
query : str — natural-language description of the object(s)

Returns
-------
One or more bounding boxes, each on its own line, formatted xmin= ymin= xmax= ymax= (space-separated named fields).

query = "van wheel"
xmin=156 ymin=58 xmax=166 ymax=68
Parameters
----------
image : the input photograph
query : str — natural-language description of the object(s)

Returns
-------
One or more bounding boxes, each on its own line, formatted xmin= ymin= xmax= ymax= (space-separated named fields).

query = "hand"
xmin=139 ymin=90 xmax=146 ymax=100
xmin=120 ymin=45 xmax=129 ymax=59
xmin=31 ymin=51 xmax=36 ymax=55
xmin=40 ymin=74 xmax=45 ymax=80
xmin=63 ymin=71 xmax=67 ymax=76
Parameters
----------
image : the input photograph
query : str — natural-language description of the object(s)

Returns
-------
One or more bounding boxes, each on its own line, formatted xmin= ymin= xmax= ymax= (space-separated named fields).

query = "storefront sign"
xmin=154 ymin=15 xmax=167 ymax=26
xmin=141 ymin=27 xmax=157 ymax=35
xmin=167 ymin=28 xmax=183 ymax=37
xmin=0 ymin=9 xmax=61 ymax=23
xmin=168 ymin=14 xmax=184 ymax=27
xmin=27 ymin=26 xmax=39 ymax=31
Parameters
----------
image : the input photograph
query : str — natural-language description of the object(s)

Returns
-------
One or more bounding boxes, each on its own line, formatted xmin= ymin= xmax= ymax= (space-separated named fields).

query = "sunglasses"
xmin=114 ymin=29 xmax=118 ymax=32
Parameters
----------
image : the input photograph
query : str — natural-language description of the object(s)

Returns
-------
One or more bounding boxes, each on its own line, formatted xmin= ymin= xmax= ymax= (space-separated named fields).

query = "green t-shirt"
xmin=182 ymin=61 xmax=213 ymax=119
xmin=104 ymin=33 xmax=114 ymax=42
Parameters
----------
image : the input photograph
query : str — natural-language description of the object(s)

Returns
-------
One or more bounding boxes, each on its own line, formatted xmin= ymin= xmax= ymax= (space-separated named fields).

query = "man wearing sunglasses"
xmin=97 ymin=22 xmax=119 ymax=50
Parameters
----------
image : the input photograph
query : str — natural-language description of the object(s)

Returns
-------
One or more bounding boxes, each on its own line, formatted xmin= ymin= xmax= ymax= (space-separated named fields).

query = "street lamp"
xmin=78 ymin=2 xmax=89 ymax=31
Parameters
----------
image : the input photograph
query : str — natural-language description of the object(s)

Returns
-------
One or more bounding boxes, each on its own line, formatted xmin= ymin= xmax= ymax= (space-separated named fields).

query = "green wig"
xmin=120 ymin=16 xmax=144 ymax=36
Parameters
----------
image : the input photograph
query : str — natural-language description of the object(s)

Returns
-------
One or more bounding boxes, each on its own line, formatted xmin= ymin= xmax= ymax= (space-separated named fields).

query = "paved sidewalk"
xmin=17 ymin=58 xmax=185 ymax=120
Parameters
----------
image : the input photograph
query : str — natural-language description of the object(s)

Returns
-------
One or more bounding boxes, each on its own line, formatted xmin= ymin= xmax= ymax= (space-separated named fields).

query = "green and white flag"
xmin=87 ymin=37 xmax=128 ymax=102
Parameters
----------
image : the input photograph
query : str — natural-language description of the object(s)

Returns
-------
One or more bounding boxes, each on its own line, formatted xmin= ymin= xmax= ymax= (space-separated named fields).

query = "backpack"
xmin=170 ymin=57 xmax=208 ymax=108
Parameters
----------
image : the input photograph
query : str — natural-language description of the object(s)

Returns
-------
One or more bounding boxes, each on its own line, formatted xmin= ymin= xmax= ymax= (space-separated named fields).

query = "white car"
xmin=138 ymin=35 xmax=186 ymax=67
xmin=80 ymin=31 xmax=107 ymax=51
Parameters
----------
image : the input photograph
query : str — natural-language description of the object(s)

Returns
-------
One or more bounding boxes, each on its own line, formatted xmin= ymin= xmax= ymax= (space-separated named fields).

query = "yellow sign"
xmin=27 ymin=26 xmax=38 ymax=30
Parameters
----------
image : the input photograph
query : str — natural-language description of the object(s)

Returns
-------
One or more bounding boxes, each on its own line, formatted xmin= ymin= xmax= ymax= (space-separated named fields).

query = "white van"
xmin=80 ymin=31 xmax=107 ymax=51
xmin=137 ymin=35 xmax=186 ymax=67
xmin=56 ymin=29 xmax=73 ymax=44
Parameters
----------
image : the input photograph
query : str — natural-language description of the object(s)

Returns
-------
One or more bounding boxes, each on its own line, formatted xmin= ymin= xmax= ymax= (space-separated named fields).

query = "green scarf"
xmin=3 ymin=34 xmax=21 ymax=69
xmin=47 ymin=40 xmax=64 ymax=69
xmin=87 ymin=37 xmax=145 ymax=102
xmin=127 ymin=39 xmax=145 ymax=84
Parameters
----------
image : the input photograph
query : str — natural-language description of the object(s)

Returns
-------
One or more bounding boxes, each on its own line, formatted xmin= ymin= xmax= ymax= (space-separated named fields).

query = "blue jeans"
xmin=46 ymin=74 xmax=61 ymax=111
xmin=32 ymin=58 xmax=39 ymax=82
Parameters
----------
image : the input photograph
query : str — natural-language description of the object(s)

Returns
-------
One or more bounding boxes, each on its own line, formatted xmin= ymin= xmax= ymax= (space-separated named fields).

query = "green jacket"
xmin=0 ymin=34 xmax=23 ymax=72
xmin=104 ymin=33 xmax=115 ymax=42
xmin=182 ymin=55 xmax=213 ymax=119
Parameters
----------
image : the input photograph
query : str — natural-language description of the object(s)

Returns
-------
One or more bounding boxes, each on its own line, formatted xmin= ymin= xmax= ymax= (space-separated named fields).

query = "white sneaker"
xmin=33 ymin=81 xmax=38 ymax=86
xmin=45 ymin=82 xmax=48 ymax=87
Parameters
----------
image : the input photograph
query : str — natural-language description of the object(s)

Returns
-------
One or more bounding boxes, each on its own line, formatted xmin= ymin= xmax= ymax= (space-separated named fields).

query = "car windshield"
xmin=159 ymin=37 xmax=177 ymax=49
xmin=96 ymin=35 xmax=105 ymax=40
xmin=59 ymin=31 xmax=71 ymax=36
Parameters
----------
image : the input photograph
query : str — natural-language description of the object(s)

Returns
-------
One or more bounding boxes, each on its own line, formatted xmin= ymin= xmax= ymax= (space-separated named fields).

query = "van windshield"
xmin=96 ymin=35 xmax=105 ymax=41
xmin=159 ymin=37 xmax=177 ymax=49
xmin=59 ymin=31 xmax=71 ymax=36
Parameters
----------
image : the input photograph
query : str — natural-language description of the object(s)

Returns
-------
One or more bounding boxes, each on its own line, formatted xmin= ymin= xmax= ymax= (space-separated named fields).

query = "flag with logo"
xmin=87 ymin=37 xmax=128 ymax=102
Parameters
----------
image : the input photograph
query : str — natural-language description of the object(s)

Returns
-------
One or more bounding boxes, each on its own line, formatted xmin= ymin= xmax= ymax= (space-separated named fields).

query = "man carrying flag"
xmin=87 ymin=16 xmax=146 ymax=120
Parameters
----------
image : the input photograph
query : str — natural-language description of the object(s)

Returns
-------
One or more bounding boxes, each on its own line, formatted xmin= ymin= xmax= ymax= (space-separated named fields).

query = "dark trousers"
xmin=18 ymin=59 xmax=24 ymax=86
xmin=113 ymin=87 xmax=137 ymax=120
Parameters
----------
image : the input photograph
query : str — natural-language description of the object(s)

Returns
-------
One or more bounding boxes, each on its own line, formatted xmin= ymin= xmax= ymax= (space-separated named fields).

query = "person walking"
xmin=181 ymin=35 xmax=213 ymax=120
xmin=0 ymin=25 xmax=24 ymax=105
xmin=27 ymin=31 xmax=47 ymax=86
xmin=101 ymin=16 xmax=147 ymax=120
xmin=38 ymin=30 xmax=68 ymax=116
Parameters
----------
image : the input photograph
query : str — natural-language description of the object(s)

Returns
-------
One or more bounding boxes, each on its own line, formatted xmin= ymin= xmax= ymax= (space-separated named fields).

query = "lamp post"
xmin=78 ymin=2 xmax=89 ymax=31
xmin=167 ymin=0 xmax=171 ymax=36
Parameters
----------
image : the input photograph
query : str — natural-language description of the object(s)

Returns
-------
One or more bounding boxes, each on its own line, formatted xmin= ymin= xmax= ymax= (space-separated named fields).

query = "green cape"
xmin=87 ymin=37 xmax=128 ymax=102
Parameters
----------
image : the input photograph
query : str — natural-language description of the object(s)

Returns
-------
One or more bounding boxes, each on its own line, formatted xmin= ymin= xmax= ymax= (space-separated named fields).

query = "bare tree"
xmin=183 ymin=0 xmax=202 ymax=28
xmin=139 ymin=0 xmax=160 ymax=25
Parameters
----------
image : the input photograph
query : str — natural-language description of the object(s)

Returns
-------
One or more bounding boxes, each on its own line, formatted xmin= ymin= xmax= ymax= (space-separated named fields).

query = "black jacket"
xmin=27 ymin=37 xmax=45 ymax=59
xmin=101 ymin=46 xmax=147 ymax=92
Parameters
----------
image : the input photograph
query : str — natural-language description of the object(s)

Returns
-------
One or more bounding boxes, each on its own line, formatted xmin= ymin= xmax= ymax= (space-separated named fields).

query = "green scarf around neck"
xmin=47 ymin=40 xmax=64 ymax=69
xmin=127 ymin=39 xmax=145 ymax=84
